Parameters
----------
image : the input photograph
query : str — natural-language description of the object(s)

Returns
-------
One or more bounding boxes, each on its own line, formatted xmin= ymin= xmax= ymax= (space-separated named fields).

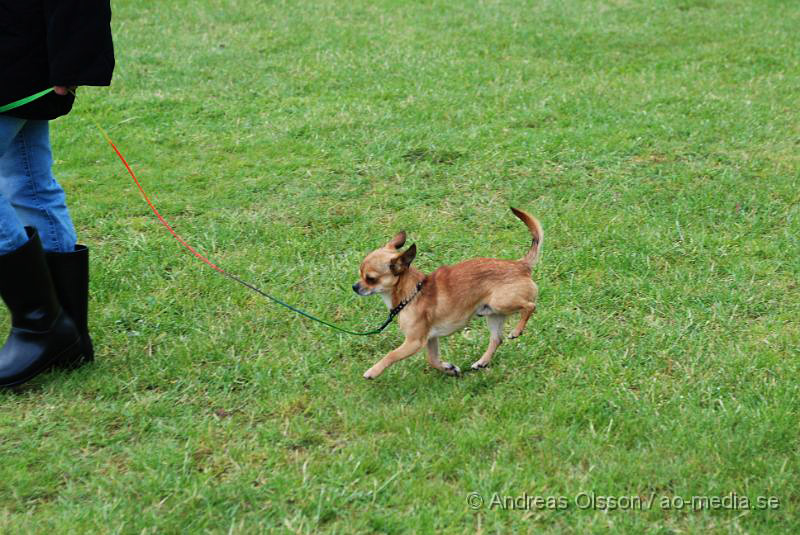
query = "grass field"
xmin=2 ymin=0 xmax=799 ymax=533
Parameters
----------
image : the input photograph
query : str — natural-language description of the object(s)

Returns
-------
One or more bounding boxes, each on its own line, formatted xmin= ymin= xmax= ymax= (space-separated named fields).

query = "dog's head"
xmin=353 ymin=231 xmax=417 ymax=296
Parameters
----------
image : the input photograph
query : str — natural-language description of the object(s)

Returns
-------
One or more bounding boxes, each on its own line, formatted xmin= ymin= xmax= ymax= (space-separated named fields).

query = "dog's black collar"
xmin=386 ymin=279 xmax=425 ymax=322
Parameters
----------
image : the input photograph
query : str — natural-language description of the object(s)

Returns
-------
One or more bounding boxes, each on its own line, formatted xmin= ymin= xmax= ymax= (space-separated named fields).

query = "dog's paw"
xmin=363 ymin=367 xmax=379 ymax=380
xmin=508 ymin=332 xmax=521 ymax=340
xmin=442 ymin=362 xmax=461 ymax=376
xmin=470 ymin=360 xmax=489 ymax=370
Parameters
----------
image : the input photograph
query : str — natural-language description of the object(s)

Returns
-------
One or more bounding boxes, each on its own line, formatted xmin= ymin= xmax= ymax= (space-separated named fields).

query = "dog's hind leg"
xmin=425 ymin=337 xmax=460 ymax=376
xmin=508 ymin=302 xmax=536 ymax=339
xmin=471 ymin=314 xmax=505 ymax=370
xmin=488 ymin=281 xmax=537 ymax=340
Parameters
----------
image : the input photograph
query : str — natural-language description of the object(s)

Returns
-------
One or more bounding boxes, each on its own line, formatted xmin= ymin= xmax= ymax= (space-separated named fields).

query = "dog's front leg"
xmin=363 ymin=338 xmax=424 ymax=379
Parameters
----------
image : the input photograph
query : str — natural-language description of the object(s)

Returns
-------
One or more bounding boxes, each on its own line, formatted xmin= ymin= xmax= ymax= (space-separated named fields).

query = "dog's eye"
xmin=365 ymin=276 xmax=377 ymax=284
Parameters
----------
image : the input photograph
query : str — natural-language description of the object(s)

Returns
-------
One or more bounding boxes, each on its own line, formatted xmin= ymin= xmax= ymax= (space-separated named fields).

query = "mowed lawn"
xmin=2 ymin=0 xmax=799 ymax=533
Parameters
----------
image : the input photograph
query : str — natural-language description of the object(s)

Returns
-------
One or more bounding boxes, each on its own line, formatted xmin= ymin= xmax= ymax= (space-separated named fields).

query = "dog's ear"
xmin=390 ymin=243 xmax=416 ymax=274
xmin=385 ymin=231 xmax=407 ymax=250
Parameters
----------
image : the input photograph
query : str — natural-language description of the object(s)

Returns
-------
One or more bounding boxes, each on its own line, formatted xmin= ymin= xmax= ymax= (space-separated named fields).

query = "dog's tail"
xmin=510 ymin=207 xmax=543 ymax=268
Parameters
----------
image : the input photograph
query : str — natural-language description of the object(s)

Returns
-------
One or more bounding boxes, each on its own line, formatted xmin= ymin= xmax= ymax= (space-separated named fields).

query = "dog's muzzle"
xmin=352 ymin=282 xmax=372 ymax=296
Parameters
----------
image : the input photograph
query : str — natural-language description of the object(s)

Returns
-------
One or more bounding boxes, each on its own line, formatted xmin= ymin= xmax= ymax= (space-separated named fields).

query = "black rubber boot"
xmin=46 ymin=244 xmax=94 ymax=367
xmin=0 ymin=228 xmax=81 ymax=387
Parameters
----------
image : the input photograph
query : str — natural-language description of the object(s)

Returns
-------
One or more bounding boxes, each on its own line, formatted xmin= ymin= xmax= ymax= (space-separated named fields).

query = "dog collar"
xmin=387 ymin=279 xmax=425 ymax=321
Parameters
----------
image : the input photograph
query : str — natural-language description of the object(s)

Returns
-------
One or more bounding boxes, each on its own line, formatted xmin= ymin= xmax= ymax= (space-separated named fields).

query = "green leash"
xmin=2 ymin=87 xmax=417 ymax=336
xmin=0 ymin=87 xmax=53 ymax=113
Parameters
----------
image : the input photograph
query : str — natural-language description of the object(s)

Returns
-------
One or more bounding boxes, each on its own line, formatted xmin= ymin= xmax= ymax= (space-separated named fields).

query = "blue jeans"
xmin=0 ymin=116 xmax=77 ymax=254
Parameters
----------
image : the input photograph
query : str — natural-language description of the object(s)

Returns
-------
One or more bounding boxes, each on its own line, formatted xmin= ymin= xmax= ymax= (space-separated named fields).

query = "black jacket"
xmin=0 ymin=0 xmax=114 ymax=120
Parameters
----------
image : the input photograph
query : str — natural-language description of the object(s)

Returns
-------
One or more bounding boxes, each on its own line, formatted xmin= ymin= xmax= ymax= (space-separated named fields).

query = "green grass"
xmin=2 ymin=0 xmax=799 ymax=532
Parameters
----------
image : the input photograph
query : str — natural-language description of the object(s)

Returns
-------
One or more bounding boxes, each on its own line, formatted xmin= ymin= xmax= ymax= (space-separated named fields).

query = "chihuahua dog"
xmin=353 ymin=207 xmax=542 ymax=379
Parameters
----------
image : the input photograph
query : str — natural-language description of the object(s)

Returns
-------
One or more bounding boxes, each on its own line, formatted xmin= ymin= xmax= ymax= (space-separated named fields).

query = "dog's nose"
xmin=352 ymin=283 xmax=360 ymax=293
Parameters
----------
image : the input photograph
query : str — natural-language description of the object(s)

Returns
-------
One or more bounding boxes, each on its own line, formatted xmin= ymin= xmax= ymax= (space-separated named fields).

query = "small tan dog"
xmin=353 ymin=207 xmax=542 ymax=379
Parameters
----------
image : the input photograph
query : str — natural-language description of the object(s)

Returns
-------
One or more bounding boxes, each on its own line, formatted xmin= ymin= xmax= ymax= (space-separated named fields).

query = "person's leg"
xmin=4 ymin=119 xmax=95 ymax=364
xmin=0 ymin=116 xmax=29 ymax=254
xmin=0 ymin=118 xmax=82 ymax=386
xmin=0 ymin=119 xmax=77 ymax=253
